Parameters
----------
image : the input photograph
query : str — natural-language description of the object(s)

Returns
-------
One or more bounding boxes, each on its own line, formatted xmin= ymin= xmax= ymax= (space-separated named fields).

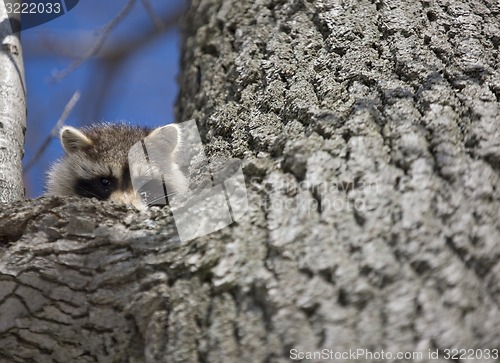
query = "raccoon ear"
xmin=60 ymin=126 xmax=93 ymax=154
xmin=148 ymin=124 xmax=181 ymax=154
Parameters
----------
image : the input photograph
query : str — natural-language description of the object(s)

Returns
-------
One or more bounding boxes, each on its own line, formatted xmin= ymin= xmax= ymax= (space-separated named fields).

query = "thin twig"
xmin=24 ymin=91 xmax=81 ymax=172
xmin=51 ymin=0 xmax=137 ymax=81
xmin=140 ymin=0 xmax=165 ymax=31
xmin=23 ymin=6 xmax=185 ymax=63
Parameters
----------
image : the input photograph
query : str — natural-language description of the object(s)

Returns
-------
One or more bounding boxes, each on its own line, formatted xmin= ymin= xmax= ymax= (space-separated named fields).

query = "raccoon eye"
xmin=75 ymin=176 xmax=116 ymax=200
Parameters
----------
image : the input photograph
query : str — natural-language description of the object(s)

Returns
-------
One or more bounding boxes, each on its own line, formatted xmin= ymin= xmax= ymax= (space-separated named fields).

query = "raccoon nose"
xmin=110 ymin=191 xmax=146 ymax=210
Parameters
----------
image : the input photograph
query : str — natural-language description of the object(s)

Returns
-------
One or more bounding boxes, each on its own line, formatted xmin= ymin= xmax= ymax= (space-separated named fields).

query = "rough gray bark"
xmin=0 ymin=1 xmax=26 ymax=203
xmin=1 ymin=0 xmax=500 ymax=362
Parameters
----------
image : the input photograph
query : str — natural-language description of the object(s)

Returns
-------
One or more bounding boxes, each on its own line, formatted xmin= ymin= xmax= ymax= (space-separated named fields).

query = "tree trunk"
xmin=1 ymin=0 xmax=500 ymax=362
xmin=0 ymin=0 xmax=26 ymax=203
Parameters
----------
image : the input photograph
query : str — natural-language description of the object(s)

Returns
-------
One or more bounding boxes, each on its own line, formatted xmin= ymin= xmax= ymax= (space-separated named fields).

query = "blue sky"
xmin=21 ymin=0 xmax=185 ymax=197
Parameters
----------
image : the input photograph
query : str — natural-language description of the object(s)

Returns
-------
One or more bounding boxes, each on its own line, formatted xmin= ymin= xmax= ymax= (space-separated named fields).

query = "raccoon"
xmin=46 ymin=123 xmax=188 ymax=209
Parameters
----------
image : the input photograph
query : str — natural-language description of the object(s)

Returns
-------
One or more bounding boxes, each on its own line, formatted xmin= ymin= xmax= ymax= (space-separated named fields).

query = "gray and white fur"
xmin=46 ymin=123 xmax=188 ymax=209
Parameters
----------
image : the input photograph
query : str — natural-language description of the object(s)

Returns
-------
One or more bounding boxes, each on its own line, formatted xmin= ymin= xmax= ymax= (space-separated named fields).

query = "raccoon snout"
xmin=110 ymin=191 xmax=146 ymax=210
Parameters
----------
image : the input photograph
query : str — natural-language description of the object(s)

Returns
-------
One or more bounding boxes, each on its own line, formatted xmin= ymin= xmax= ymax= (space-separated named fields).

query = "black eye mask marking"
xmin=121 ymin=165 xmax=133 ymax=191
xmin=74 ymin=176 xmax=118 ymax=200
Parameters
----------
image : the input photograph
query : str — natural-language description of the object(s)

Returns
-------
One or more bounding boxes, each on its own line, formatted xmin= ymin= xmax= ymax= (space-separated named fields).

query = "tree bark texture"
xmin=0 ymin=0 xmax=26 ymax=203
xmin=1 ymin=0 xmax=500 ymax=362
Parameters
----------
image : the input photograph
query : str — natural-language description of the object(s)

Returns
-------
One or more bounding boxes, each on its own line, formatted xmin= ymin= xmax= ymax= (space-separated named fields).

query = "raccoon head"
xmin=46 ymin=123 xmax=187 ymax=209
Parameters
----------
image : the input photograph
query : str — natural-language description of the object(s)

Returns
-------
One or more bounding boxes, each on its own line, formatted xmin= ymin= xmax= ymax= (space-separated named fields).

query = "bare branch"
xmin=24 ymin=91 xmax=81 ymax=173
xmin=22 ymin=5 xmax=186 ymax=65
xmin=51 ymin=0 xmax=137 ymax=81
xmin=140 ymin=0 xmax=165 ymax=32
